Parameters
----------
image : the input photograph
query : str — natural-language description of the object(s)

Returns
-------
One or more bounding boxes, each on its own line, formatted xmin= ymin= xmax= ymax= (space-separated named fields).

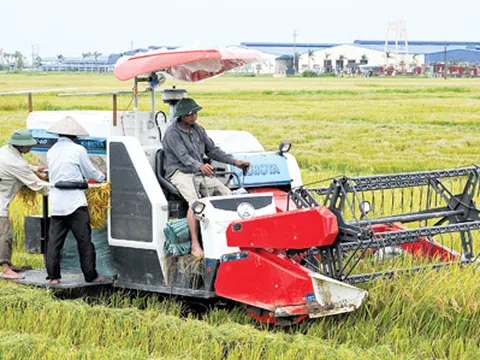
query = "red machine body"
xmin=226 ymin=206 xmax=338 ymax=250
xmin=215 ymin=249 xmax=314 ymax=313
xmin=372 ymin=223 xmax=459 ymax=261
xmin=214 ymin=204 xmax=368 ymax=323
xmin=249 ymin=188 xmax=296 ymax=212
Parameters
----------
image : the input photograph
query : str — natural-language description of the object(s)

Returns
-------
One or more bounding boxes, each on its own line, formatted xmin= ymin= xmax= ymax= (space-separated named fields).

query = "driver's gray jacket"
xmin=162 ymin=121 xmax=236 ymax=180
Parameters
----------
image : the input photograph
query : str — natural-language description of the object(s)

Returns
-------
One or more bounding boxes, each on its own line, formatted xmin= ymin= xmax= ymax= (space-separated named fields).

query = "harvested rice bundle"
xmin=86 ymin=182 xmax=111 ymax=229
xmin=17 ymin=186 xmax=40 ymax=208
xmin=17 ymin=170 xmax=47 ymax=208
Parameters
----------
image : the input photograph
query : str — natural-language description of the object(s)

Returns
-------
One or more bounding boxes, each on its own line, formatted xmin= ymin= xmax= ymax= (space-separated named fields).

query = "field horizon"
xmin=0 ymin=72 xmax=479 ymax=359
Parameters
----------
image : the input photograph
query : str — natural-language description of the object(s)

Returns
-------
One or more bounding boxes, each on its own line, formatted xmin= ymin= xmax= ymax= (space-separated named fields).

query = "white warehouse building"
xmin=298 ymin=44 xmax=422 ymax=74
xmin=240 ymin=41 xmax=480 ymax=75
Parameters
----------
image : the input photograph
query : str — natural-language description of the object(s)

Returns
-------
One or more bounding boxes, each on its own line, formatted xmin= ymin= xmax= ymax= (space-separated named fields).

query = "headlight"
xmin=237 ymin=202 xmax=255 ymax=219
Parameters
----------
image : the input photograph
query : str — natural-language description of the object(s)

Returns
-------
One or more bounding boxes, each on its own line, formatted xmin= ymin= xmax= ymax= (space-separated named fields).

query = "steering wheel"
xmin=192 ymin=170 xmax=243 ymax=198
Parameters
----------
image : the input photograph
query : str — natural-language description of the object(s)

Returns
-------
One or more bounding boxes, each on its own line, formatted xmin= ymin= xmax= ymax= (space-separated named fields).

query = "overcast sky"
xmin=2 ymin=0 xmax=479 ymax=59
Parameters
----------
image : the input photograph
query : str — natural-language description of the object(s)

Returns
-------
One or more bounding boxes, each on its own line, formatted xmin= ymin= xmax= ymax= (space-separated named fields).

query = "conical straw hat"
xmin=47 ymin=116 xmax=89 ymax=136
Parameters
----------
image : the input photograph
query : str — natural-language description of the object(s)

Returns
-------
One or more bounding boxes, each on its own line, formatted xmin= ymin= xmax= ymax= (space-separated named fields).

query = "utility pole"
xmin=444 ymin=41 xmax=447 ymax=80
xmin=31 ymin=44 xmax=39 ymax=71
xmin=292 ymin=29 xmax=298 ymax=74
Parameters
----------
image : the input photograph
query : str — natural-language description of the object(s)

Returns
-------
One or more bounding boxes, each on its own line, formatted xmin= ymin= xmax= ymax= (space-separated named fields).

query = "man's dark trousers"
xmin=46 ymin=206 xmax=98 ymax=282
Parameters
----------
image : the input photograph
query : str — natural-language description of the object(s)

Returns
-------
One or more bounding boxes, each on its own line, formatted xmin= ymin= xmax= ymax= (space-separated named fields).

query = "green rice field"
xmin=0 ymin=72 xmax=480 ymax=359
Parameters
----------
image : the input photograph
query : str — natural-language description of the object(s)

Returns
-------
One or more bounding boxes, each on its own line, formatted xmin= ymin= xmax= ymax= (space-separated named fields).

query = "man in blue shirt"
xmin=46 ymin=116 xmax=105 ymax=285
xmin=162 ymin=98 xmax=250 ymax=257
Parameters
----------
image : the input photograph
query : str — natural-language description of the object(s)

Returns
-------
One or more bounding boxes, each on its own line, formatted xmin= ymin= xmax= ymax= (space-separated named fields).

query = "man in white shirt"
xmin=0 ymin=130 xmax=49 ymax=279
xmin=46 ymin=116 xmax=106 ymax=285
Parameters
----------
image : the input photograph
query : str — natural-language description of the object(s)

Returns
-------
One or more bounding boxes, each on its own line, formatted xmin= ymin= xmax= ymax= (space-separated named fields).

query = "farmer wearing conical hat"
xmin=46 ymin=116 xmax=105 ymax=285
xmin=162 ymin=98 xmax=250 ymax=257
xmin=0 ymin=129 xmax=49 ymax=279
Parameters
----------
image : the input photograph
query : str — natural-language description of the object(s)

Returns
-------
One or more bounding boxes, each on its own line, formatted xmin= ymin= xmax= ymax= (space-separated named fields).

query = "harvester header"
xmin=290 ymin=166 xmax=480 ymax=284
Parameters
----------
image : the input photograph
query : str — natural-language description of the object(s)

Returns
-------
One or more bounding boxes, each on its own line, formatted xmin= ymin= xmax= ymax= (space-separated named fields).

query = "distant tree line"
xmin=0 ymin=50 xmax=104 ymax=71
xmin=0 ymin=51 xmax=25 ymax=70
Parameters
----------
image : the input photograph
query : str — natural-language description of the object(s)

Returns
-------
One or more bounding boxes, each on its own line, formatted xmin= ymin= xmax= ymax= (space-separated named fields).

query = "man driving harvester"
xmin=162 ymin=98 xmax=250 ymax=257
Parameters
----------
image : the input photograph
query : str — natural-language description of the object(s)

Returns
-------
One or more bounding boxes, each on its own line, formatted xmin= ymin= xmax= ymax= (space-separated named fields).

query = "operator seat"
xmin=155 ymin=149 xmax=188 ymax=219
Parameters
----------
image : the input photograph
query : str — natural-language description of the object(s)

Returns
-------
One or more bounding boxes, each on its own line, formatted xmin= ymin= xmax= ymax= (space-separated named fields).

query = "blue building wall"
xmin=240 ymin=42 xmax=337 ymax=56
xmin=354 ymin=40 xmax=480 ymax=47
xmin=354 ymin=40 xmax=480 ymax=57
xmin=425 ymin=49 xmax=480 ymax=64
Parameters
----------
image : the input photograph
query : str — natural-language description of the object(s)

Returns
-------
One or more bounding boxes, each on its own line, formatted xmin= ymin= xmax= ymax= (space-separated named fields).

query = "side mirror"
xmin=278 ymin=141 xmax=291 ymax=155
xmin=191 ymin=201 xmax=206 ymax=216
xmin=359 ymin=201 xmax=371 ymax=216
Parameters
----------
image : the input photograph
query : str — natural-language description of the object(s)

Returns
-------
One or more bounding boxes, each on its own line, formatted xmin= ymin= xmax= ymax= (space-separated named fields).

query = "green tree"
xmin=56 ymin=54 xmax=65 ymax=71
xmin=337 ymin=54 xmax=346 ymax=71
xmin=92 ymin=51 xmax=102 ymax=72
xmin=13 ymin=51 xmax=25 ymax=69
xmin=35 ymin=56 xmax=42 ymax=68
xmin=293 ymin=52 xmax=301 ymax=74
xmin=81 ymin=52 xmax=91 ymax=71
xmin=0 ymin=52 xmax=8 ymax=70
xmin=307 ymin=49 xmax=315 ymax=70
xmin=0 ymin=51 xmax=5 ymax=70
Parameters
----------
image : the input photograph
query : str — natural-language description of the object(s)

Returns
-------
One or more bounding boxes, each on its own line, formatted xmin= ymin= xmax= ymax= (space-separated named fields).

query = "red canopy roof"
xmin=114 ymin=48 xmax=263 ymax=82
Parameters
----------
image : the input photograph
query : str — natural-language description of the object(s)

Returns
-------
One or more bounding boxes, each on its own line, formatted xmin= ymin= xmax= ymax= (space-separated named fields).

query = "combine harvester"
xmin=6 ymin=47 xmax=480 ymax=325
